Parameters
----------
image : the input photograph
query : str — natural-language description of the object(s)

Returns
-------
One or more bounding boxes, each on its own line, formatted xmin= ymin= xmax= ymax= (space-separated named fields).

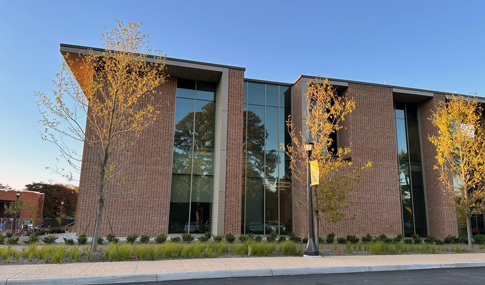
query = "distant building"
xmin=0 ymin=189 xmax=44 ymax=230
xmin=64 ymin=43 xmax=485 ymax=239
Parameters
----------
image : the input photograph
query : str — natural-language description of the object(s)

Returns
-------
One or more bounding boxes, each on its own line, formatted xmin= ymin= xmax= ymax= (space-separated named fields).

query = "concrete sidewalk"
xmin=1 ymin=253 xmax=485 ymax=284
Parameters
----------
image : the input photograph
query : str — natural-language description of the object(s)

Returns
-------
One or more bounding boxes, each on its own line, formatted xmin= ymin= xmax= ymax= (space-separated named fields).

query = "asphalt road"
xmin=123 ymin=267 xmax=485 ymax=285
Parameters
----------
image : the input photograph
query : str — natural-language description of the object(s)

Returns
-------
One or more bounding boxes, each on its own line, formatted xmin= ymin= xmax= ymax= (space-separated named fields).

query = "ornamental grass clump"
xmin=22 ymin=243 xmax=37 ymax=261
xmin=4 ymin=246 xmax=21 ymax=261
xmin=52 ymin=245 xmax=67 ymax=263
xmin=395 ymin=241 xmax=407 ymax=254
xmin=279 ymin=241 xmax=298 ymax=255
xmin=104 ymin=242 xmax=131 ymax=261
xmin=133 ymin=244 xmax=149 ymax=260
xmin=253 ymin=242 xmax=275 ymax=256
xmin=191 ymin=242 xmax=206 ymax=258
xmin=70 ymin=246 xmax=81 ymax=261
xmin=36 ymin=245 xmax=53 ymax=262
xmin=182 ymin=244 xmax=193 ymax=258
xmin=163 ymin=242 xmax=183 ymax=258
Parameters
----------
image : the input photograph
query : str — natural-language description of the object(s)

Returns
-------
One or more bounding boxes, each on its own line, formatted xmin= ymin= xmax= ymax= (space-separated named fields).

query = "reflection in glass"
xmin=248 ymin=82 xmax=265 ymax=106
xmin=266 ymin=107 xmax=279 ymax=151
xmin=266 ymin=84 xmax=278 ymax=107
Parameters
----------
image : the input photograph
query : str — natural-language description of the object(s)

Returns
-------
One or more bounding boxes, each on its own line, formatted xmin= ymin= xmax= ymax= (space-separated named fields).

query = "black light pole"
xmin=303 ymin=141 xmax=319 ymax=256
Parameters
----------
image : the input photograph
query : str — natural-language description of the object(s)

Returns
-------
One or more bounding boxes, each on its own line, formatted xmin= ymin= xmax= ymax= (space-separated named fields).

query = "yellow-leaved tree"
xmin=36 ymin=21 xmax=167 ymax=251
xmin=284 ymin=79 xmax=372 ymax=242
xmin=429 ymin=94 xmax=485 ymax=251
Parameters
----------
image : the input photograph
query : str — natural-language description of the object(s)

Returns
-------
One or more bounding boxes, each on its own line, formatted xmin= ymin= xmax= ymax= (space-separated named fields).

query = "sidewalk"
xmin=1 ymin=253 xmax=485 ymax=284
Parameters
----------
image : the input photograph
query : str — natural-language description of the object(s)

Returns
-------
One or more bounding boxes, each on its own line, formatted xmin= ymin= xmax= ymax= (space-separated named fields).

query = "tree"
xmin=284 ymin=79 xmax=371 ymax=241
xmin=25 ymin=183 xmax=78 ymax=219
xmin=429 ymin=94 xmax=485 ymax=250
xmin=36 ymin=21 xmax=167 ymax=250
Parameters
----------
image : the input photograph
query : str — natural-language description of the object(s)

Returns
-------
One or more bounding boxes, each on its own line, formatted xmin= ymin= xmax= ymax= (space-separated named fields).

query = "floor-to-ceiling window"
xmin=394 ymin=102 xmax=427 ymax=237
xmin=241 ymin=81 xmax=292 ymax=235
xmin=169 ymin=79 xmax=216 ymax=234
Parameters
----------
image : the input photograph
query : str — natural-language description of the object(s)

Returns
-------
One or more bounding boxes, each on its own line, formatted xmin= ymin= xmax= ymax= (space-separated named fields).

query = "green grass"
xmin=70 ymin=247 xmax=81 ymax=261
xmin=52 ymin=245 xmax=67 ymax=263
xmin=279 ymin=241 xmax=298 ymax=256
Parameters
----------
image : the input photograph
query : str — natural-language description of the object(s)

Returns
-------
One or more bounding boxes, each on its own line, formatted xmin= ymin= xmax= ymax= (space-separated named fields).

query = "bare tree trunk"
xmin=466 ymin=213 xmax=473 ymax=251
xmin=92 ymin=164 xmax=106 ymax=252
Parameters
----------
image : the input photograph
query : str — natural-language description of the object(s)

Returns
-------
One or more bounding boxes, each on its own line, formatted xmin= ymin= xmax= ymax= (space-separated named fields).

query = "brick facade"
xmin=224 ymin=69 xmax=245 ymax=234
xmin=418 ymin=94 xmax=458 ymax=239
xmin=75 ymin=77 xmax=177 ymax=236
xmin=0 ymin=190 xmax=44 ymax=226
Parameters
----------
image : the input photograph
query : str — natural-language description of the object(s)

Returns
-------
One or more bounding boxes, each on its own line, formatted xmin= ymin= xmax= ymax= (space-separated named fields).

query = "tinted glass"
xmin=246 ymin=105 xmax=265 ymax=151
xmin=266 ymin=84 xmax=278 ymax=107
xmin=177 ymin=79 xmax=196 ymax=99
xmin=279 ymin=179 xmax=292 ymax=234
xmin=248 ymin=82 xmax=265 ymax=106
xmin=172 ymin=146 xmax=192 ymax=174
xmin=407 ymin=120 xmax=421 ymax=162
xmin=266 ymin=106 xmax=279 ymax=151
xmin=265 ymin=150 xmax=279 ymax=179
xmin=196 ymin=81 xmax=216 ymax=101
xmin=246 ymin=151 xmax=264 ymax=178
xmin=191 ymin=175 xmax=213 ymax=202
xmin=246 ymin=177 xmax=264 ymax=229
xmin=174 ymin=98 xmax=195 ymax=146
xmin=194 ymin=101 xmax=215 ymax=148
xmin=265 ymin=178 xmax=278 ymax=233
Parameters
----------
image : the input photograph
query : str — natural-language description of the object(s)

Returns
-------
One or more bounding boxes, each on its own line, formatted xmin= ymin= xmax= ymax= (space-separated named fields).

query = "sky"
xmin=0 ymin=0 xmax=484 ymax=190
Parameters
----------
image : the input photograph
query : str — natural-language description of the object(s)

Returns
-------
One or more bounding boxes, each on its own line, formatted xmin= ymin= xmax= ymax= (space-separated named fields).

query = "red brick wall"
xmin=18 ymin=191 xmax=44 ymax=226
xmin=302 ymin=83 xmax=403 ymax=239
xmin=75 ymin=77 xmax=177 ymax=236
xmin=418 ymin=94 xmax=458 ymax=239
xmin=224 ymin=69 xmax=244 ymax=234
xmin=0 ymin=190 xmax=17 ymax=201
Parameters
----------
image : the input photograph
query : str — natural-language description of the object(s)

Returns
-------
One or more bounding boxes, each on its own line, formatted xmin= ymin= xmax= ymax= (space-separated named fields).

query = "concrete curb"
xmin=3 ymin=262 xmax=485 ymax=284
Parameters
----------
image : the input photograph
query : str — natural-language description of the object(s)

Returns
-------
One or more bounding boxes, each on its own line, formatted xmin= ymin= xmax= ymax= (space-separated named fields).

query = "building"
xmin=64 ymin=43 xmax=485 ymax=239
xmin=0 ymin=189 xmax=45 ymax=231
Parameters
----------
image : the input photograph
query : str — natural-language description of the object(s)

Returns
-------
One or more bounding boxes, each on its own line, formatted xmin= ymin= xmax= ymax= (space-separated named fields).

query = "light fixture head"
xmin=303 ymin=141 xmax=314 ymax=157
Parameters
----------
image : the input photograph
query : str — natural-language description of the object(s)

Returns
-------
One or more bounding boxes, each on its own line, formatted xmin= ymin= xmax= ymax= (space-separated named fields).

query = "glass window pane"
xmin=246 ymin=151 xmax=264 ymax=178
xmin=174 ymin=98 xmax=195 ymax=146
xmin=177 ymin=79 xmax=196 ymax=99
xmin=170 ymin=174 xmax=191 ymax=202
xmin=172 ymin=146 xmax=192 ymax=174
xmin=196 ymin=81 xmax=216 ymax=101
xmin=265 ymin=178 xmax=278 ymax=233
xmin=191 ymin=175 xmax=213 ymax=203
xmin=407 ymin=105 xmax=418 ymax=120
xmin=248 ymin=82 xmax=265 ymax=106
xmin=190 ymin=202 xmax=211 ymax=233
xmin=265 ymin=150 xmax=279 ymax=179
xmin=246 ymin=177 xmax=264 ymax=233
xmin=280 ymin=86 xmax=290 ymax=109
xmin=413 ymin=186 xmax=427 ymax=237
xmin=395 ymin=118 xmax=407 ymax=158
xmin=266 ymin=106 xmax=279 ymax=151
xmin=192 ymin=148 xmax=214 ymax=175
xmin=244 ymin=82 xmax=247 ymax=105
xmin=194 ymin=101 xmax=215 ymax=148
xmin=169 ymin=202 xmax=189 ymax=233
xmin=246 ymin=105 xmax=265 ymax=151
xmin=278 ymin=152 xmax=291 ymax=180
xmin=266 ymin=84 xmax=278 ymax=107
xmin=279 ymin=179 xmax=292 ymax=234
xmin=407 ymin=120 xmax=422 ymax=162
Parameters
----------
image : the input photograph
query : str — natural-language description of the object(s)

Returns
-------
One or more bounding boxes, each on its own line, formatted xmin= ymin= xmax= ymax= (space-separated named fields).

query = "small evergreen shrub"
xmin=182 ymin=233 xmax=194 ymax=242
xmin=239 ymin=235 xmax=249 ymax=242
xmin=254 ymin=235 xmax=262 ymax=242
xmin=155 ymin=234 xmax=167 ymax=244
xmin=97 ymin=237 xmax=104 ymax=245
xmin=126 ymin=234 xmax=138 ymax=244
xmin=435 ymin=239 xmax=444 ymax=245
xmin=140 ymin=235 xmax=150 ymax=244
xmin=459 ymin=235 xmax=468 ymax=244
xmin=266 ymin=232 xmax=277 ymax=243
xmin=318 ymin=236 xmax=325 ymax=244
xmin=361 ymin=233 xmax=372 ymax=243
xmin=213 ymin=235 xmax=223 ymax=242
xmin=63 ymin=238 xmax=75 ymax=245
xmin=7 ymin=237 xmax=19 ymax=245
xmin=424 ymin=236 xmax=435 ymax=244
xmin=444 ymin=235 xmax=458 ymax=244
xmin=393 ymin=234 xmax=403 ymax=243
xmin=42 ymin=236 xmax=56 ymax=244
xmin=34 ymin=229 xmax=46 ymax=236
xmin=377 ymin=234 xmax=387 ymax=242
xmin=24 ymin=233 xmax=39 ymax=244
xmin=337 ymin=237 xmax=347 ymax=244
xmin=171 ymin=236 xmax=181 ymax=243
xmin=199 ymin=232 xmax=211 ymax=242
xmin=225 ymin=233 xmax=235 ymax=243
xmin=346 ymin=235 xmax=359 ymax=244
xmin=278 ymin=236 xmax=287 ymax=243
xmin=5 ymin=230 xmax=13 ymax=238
xmin=302 ymin=237 xmax=308 ymax=244
xmin=412 ymin=234 xmax=422 ymax=244
xmin=404 ymin=239 xmax=413 ymax=244
xmin=474 ymin=234 xmax=485 ymax=245
xmin=106 ymin=233 xmax=119 ymax=243
xmin=77 ymin=234 xmax=87 ymax=245
xmin=326 ymin=233 xmax=335 ymax=244
xmin=0 ymin=234 xmax=5 ymax=245
xmin=288 ymin=232 xmax=301 ymax=243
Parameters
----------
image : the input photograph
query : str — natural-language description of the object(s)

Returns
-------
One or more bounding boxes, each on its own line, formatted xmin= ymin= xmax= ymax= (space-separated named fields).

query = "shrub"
xmin=34 ymin=229 xmax=46 ymax=236
xmin=155 ymin=234 xmax=167 ymax=244
xmin=140 ymin=235 xmax=150 ymax=244
xmin=404 ymin=239 xmax=413 ymax=244
xmin=361 ymin=233 xmax=372 ymax=243
xmin=97 ymin=237 xmax=104 ymax=245
xmin=213 ymin=235 xmax=223 ymax=242
xmin=444 ymin=235 xmax=458 ymax=244
xmin=326 ymin=233 xmax=335 ymax=244
xmin=199 ymin=232 xmax=211 ymax=242
xmin=182 ymin=233 xmax=194 ymax=242
xmin=435 ymin=239 xmax=444 ymax=245
xmin=474 ymin=234 xmax=485 ymax=245
xmin=225 ymin=233 xmax=235 ymax=243
xmin=302 ymin=237 xmax=308 ymax=244
xmin=278 ymin=236 xmax=287 ymax=243
xmin=393 ymin=234 xmax=403 ymax=243
xmin=254 ymin=235 xmax=262 ymax=242
xmin=0 ymin=234 xmax=5 ymax=245
xmin=7 ymin=237 xmax=19 ymax=245
xmin=77 ymin=234 xmax=87 ymax=245
xmin=239 ymin=235 xmax=249 ymax=242
xmin=288 ymin=232 xmax=302 ymax=243
xmin=171 ymin=236 xmax=181 ymax=243
xmin=105 ymin=233 xmax=119 ymax=243
xmin=346 ymin=235 xmax=359 ymax=244
xmin=25 ymin=233 xmax=39 ymax=244
xmin=459 ymin=235 xmax=468 ymax=244
xmin=48 ymin=228 xmax=64 ymax=234
xmin=376 ymin=234 xmax=387 ymax=242
xmin=5 ymin=230 xmax=13 ymax=238
xmin=424 ymin=236 xmax=435 ymax=244
xmin=412 ymin=234 xmax=422 ymax=244
xmin=63 ymin=238 xmax=75 ymax=245
xmin=42 ymin=236 xmax=56 ymax=244
xmin=126 ymin=234 xmax=138 ymax=244
xmin=266 ymin=232 xmax=277 ymax=243
xmin=279 ymin=241 xmax=298 ymax=255
xmin=337 ymin=237 xmax=346 ymax=244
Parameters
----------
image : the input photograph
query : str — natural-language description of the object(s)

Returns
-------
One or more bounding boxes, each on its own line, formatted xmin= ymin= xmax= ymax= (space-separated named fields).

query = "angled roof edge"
xmin=60 ymin=43 xmax=246 ymax=71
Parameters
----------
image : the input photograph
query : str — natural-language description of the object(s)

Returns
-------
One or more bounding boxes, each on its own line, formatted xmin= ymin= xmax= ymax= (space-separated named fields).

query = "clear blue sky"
xmin=1 ymin=0 xmax=483 ymax=190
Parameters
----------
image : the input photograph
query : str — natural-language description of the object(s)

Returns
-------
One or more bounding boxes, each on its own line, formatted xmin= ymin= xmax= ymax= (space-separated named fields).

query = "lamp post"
xmin=303 ymin=141 xmax=319 ymax=256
